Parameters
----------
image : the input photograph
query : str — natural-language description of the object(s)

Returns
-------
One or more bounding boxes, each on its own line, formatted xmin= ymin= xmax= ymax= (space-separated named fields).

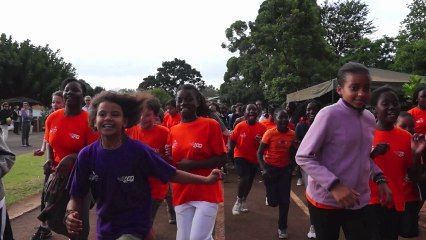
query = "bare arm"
xmin=257 ymin=142 xmax=268 ymax=173
xmin=176 ymin=153 xmax=227 ymax=172
xmin=171 ymin=169 xmax=224 ymax=184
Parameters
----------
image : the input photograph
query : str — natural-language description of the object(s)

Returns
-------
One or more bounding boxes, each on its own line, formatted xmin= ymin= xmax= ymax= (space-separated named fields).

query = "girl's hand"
xmin=412 ymin=133 xmax=426 ymax=155
xmin=378 ymin=182 xmax=392 ymax=206
xmin=255 ymin=134 xmax=262 ymax=142
xmin=205 ymin=169 xmax=224 ymax=184
xmin=64 ymin=210 xmax=83 ymax=237
xmin=33 ymin=149 xmax=45 ymax=156
xmin=330 ymin=183 xmax=360 ymax=209
xmin=370 ymin=143 xmax=389 ymax=158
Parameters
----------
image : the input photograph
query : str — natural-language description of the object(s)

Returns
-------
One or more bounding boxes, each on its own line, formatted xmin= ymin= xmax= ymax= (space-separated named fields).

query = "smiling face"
xmin=417 ymin=89 xmax=426 ymax=109
xmin=95 ymin=101 xmax=127 ymax=138
xmin=306 ymin=102 xmax=320 ymax=123
xmin=375 ymin=91 xmax=400 ymax=126
xmin=337 ymin=73 xmax=371 ymax=109
xmin=396 ymin=115 xmax=415 ymax=134
xmin=63 ymin=82 xmax=84 ymax=110
xmin=276 ymin=110 xmax=289 ymax=132
xmin=176 ymin=89 xmax=199 ymax=121
xmin=245 ymin=104 xmax=258 ymax=124
xmin=51 ymin=95 xmax=64 ymax=111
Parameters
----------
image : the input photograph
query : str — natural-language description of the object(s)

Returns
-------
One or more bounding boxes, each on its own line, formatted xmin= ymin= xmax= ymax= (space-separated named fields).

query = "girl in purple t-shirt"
xmin=65 ymin=91 xmax=223 ymax=240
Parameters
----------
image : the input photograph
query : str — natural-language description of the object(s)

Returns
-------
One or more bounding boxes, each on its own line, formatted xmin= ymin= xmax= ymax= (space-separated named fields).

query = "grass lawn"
xmin=3 ymin=153 xmax=45 ymax=205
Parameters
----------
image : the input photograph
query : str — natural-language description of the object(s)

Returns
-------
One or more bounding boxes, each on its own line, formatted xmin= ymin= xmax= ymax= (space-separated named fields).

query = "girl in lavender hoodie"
xmin=296 ymin=62 xmax=392 ymax=240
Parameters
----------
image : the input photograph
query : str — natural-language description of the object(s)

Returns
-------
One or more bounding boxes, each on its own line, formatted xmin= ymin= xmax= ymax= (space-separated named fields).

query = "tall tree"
xmin=221 ymin=0 xmax=336 ymax=104
xmin=392 ymin=0 xmax=426 ymax=75
xmin=138 ymin=58 xmax=205 ymax=96
xmin=320 ymin=0 xmax=376 ymax=57
xmin=0 ymin=33 xmax=77 ymax=105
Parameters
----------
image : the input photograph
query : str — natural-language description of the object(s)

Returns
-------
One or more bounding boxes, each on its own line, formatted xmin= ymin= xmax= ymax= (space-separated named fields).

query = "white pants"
xmin=0 ymin=125 xmax=8 ymax=142
xmin=175 ymin=201 xmax=219 ymax=240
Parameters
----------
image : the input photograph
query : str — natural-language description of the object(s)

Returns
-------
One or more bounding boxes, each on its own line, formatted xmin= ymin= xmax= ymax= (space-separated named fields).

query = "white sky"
xmin=0 ymin=0 xmax=412 ymax=90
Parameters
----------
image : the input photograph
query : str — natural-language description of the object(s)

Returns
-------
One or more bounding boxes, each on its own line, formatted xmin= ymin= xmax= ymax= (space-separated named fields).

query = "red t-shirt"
xmin=408 ymin=107 xmax=426 ymax=134
xmin=162 ymin=112 xmax=181 ymax=129
xmin=168 ymin=117 xmax=226 ymax=206
xmin=259 ymin=119 xmax=276 ymax=130
xmin=261 ymin=128 xmax=296 ymax=167
xmin=44 ymin=109 xmax=98 ymax=166
xmin=369 ymin=127 xmax=412 ymax=212
xmin=127 ymin=124 xmax=170 ymax=200
xmin=230 ymin=121 xmax=267 ymax=163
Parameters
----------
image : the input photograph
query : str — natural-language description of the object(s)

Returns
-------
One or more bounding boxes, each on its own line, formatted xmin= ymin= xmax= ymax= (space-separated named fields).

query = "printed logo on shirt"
xmin=394 ymin=151 xmax=405 ymax=158
xmin=191 ymin=142 xmax=203 ymax=149
xmin=117 ymin=176 xmax=135 ymax=183
xmin=50 ymin=126 xmax=58 ymax=133
xmin=89 ymin=171 xmax=100 ymax=182
xmin=240 ymin=132 xmax=247 ymax=138
xmin=69 ymin=133 xmax=81 ymax=140
xmin=172 ymin=140 xmax=178 ymax=148
xmin=417 ymin=118 xmax=424 ymax=124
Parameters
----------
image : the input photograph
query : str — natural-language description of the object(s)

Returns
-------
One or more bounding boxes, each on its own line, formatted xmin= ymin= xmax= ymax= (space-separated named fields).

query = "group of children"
xmin=11 ymin=61 xmax=422 ymax=240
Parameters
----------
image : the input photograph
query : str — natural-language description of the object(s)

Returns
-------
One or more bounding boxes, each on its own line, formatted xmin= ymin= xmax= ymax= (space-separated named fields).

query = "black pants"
xmin=21 ymin=121 xmax=30 ymax=145
xmin=0 ymin=207 xmax=14 ymax=240
xmin=400 ymin=200 xmax=422 ymax=238
xmin=264 ymin=164 xmax=292 ymax=229
xmin=234 ymin=158 xmax=257 ymax=199
xmin=369 ymin=204 xmax=402 ymax=240
xmin=308 ymin=202 xmax=379 ymax=240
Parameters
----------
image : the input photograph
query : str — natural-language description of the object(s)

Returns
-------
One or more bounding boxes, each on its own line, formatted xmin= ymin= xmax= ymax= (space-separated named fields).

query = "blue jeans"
xmin=263 ymin=164 xmax=292 ymax=229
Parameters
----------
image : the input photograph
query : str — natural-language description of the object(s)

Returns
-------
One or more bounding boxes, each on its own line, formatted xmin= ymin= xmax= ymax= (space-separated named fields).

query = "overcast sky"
xmin=1 ymin=0 xmax=412 ymax=90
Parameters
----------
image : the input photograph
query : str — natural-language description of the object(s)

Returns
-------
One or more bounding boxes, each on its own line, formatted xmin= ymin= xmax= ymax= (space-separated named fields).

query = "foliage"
xmin=221 ymin=0 xmax=336 ymax=104
xmin=93 ymin=86 xmax=106 ymax=96
xmin=201 ymin=85 xmax=219 ymax=99
xmin=118 ymin=88 xmax=135 ymax=94
xmin=341 ymin=36 xmax=395 ymax=68
xmin=398 ymin=0 xmax=426 ymax=42
xmin=402 ymin=75 xmax=426 ymax=102
xmin=4 ymin=153 xmax=45 ymax=205
xmin=320 ymin=0 xmax=375 ymax=57
xmin=219 ymin=80 xmax=264 ymax=106
xmin=0 ymin=33 xmax=76 ymax=105
xmin=138 ymin=58 xmax=205 ymax=97
xmin=147 ymin=88 xmax=172 ymax=107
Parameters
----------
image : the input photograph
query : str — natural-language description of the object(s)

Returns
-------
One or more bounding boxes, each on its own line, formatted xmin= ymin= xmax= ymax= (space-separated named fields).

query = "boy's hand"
xmin=378 ymin=182 xmax=392 ymax=206
xmin=176 ymin=159 xmax=193 ymax=172
xmin=64 ymin=211 xmax=83 ymax=237
xmin=330 ymin=183 xmax=360 ymax=209
xmin=412 ymin=133 xmax=426 ymax=154
xmin=370 ymin=143 xmax=389 ymax=158
xmin=255 ymin=134 xmax=262 ymax=142
xmin=205 ymin=169 xmax=224 ymax=184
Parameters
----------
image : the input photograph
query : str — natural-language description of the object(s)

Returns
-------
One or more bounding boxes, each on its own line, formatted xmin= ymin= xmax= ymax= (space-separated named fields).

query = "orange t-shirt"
xmin=230 ymin=121 xmax=267 ymax=163
xmin=260 ymin=119 xmax=276 ymax=130
xmin=127 ymin=124 xmax=171 ymax=200
xmin=168 ymin=117 xmax=226 ymax=206
xmin=369 ymin=127 xmax=412 ymax=212
xmin=44 ymin=109 xmax=98 ymax=166
xmin=261 ymin=128 xmax=296 ymax=167
xmin=162 ymin=112 xmax=181 ymax=129
xmin=408 ymin=107 xmax=426 ymax=134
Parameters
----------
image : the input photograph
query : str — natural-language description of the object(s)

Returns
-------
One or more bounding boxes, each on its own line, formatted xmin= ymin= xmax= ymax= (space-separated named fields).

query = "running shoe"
xmin=232 ymin=199 xmax=241 ymax=215
xmin=31 ymin=226 xmax=52 ymax=240
xmin=307 ymin=225 xmax=316 ymax=239
xmin=278 ymin=228 xmax=288 ymax=239
xmin=240 ymin=199 xmax=248 ymax=212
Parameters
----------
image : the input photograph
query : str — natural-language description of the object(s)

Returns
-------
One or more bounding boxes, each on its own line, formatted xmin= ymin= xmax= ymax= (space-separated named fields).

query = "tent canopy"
xmin=286 ymin=68 xmax=412 ymax=103
xmin=1 ymin=97 xmax=42 ymax=106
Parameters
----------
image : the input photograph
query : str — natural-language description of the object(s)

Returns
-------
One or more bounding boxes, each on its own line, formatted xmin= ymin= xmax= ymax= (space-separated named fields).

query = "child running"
xmin=126 ymin=96 xmax=170 ymax=225
xmin=368 ymin=86 xmax=426 ymax=240
xmin=65 ymin=91 xmax=223 ymax=240
xmin=257 ymin=109 xmax=298 ymax=239
xmin=229 ymin=103 xmax=267 ymax=215
xmin=295 ymin=62 xmax=392 ymax=240
xmin=396 ymin=111 xmax=424 ymax=238
xmin=167 ymin=84 xmax=227 ymax=240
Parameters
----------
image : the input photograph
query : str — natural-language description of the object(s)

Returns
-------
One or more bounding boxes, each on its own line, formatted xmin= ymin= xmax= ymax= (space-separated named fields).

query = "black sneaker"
xmin=31 ymin=226 xmax=52 ymax=240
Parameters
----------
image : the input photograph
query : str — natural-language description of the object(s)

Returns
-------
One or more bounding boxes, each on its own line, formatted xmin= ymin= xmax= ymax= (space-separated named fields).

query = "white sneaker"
xmin=265 ymin=197 xmax=269 ymax=206
xmin=307 ymin=225 xmax=316 ymax=239
xmin=278 ymin=228 xmax=288 ymax=239
xmin=232 ymin=199 xmax=241 ymax=215
xmin=296 ymin=178 xmax=303 ymax=186
xmin=240 ymin=199 xmax=248 ymax=212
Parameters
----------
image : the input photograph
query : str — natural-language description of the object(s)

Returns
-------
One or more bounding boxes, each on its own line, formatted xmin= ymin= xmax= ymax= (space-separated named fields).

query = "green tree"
xmin=147 ymin=88 xmax=172 ymax=107
xmin=93 ymin=86 xmax=106 ymax=95
xmin=320 ymin=0 xmax=376 ymax=57
xmin=201 ymin=85 xmax=219 ymax=99
xmin=0 ymin=33 xmax=77 ymax=105
xmin=402 ymin=75 xmax=426 ymax=104
xmin=221 ymin=0 xmax=336 ymax=104
xmin=219 ymin=80 xmax=264 ymax=106
xmin=392 ymin=0 xmax=426 ymax=75
xmin=138 ymin=58 xmax=205 ymax=96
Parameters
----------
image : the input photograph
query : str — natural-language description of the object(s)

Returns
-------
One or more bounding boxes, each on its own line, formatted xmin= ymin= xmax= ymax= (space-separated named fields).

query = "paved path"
xmin=5 ymin=129 xmax=426 ymax=239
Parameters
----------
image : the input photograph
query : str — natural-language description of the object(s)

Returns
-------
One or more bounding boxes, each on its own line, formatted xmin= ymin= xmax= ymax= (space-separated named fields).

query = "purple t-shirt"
xmin=68 ymin=137 xmax=176 ymax=240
